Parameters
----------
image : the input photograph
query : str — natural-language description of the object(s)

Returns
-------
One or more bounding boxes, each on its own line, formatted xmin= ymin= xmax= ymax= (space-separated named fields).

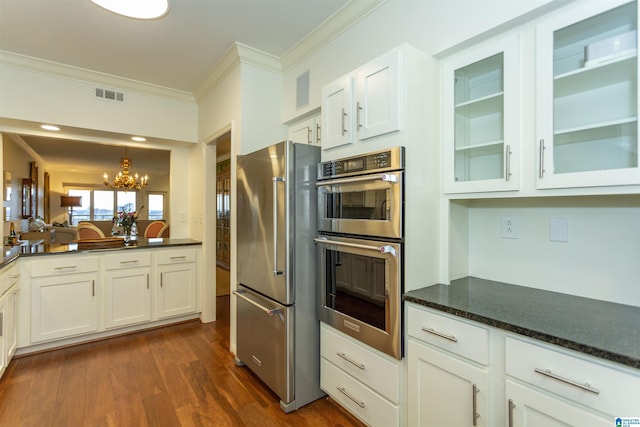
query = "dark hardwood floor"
xmin=0 ymin=296 xmax=365 ymax=427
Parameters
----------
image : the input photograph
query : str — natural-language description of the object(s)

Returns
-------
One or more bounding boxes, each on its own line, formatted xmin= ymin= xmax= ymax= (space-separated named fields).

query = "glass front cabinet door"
xmin=443 ymin=35 xmax=520 ymax=193
xmin=536 ymin=0 xmax=639 ymax=189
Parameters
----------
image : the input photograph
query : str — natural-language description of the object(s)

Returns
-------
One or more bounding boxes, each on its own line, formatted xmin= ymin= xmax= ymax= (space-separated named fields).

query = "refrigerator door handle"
xmin=233 ymin=289 xmax=281 ymax=316
xmin=272 ymin=177 xmax=285 ymax=276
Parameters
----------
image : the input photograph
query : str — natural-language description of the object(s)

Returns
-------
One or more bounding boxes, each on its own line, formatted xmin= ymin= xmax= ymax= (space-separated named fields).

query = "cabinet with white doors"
xmin=321 ymin=48 xmax=402 ymax=150
xmin=320 ymin=322 xmax=403 ymax=427
xmin=29 ymin=256 xmax=99 ymax=343
xmin=536 ymin=0 xmax=639 ymax=189
xmin=442 ymin=34 xmax=520 ymax=193
xmin=104 ymin=251 xmax=151 ymax=329
xmin=0 ymin=262 xmax=20 ymax=378
xmin=288 ymin=113 xmax=321 ymax=146
xmin=407 ymin=303 xmax=640 ymax=426
xmin=156 ymin=248 xmax=197 ymax=319
xmin=407 ymin=305 xmax=490 ymax=427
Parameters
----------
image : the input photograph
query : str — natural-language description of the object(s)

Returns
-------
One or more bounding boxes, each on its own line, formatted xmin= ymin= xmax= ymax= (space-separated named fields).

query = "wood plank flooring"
xmin=0 ymin=296 xmax=365 ymax=427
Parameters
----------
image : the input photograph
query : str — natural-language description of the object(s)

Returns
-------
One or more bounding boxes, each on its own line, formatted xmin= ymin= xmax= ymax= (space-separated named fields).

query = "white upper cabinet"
xmin=443 ymin=35 xmax=520 ymax=193
xmin=288 ymin=113 xmax=321 ymax=146
xmin=536 ymin=0 xmax=639 ymax=189
xmin=321 ymin=49 xmax=402 ymax=150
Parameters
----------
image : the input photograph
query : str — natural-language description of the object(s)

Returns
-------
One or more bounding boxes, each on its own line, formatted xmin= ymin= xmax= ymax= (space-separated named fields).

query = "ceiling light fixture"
xmin=131 ymin=136 xmax=146 ymax=142
xmin=41 ymin=124 xmax=60 ymax=131
xmin=103 ymin=147 xmax=149 ymax=191
xmin=90 ymin=0 xmax=169 ymax=20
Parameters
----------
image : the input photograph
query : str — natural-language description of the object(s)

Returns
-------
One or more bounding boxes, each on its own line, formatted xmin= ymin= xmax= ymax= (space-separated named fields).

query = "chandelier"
xmin=103 ymin=148 xmax=149 ymax=191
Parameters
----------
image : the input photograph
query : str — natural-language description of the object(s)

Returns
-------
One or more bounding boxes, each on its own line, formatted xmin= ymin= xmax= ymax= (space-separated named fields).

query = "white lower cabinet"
xmin=1 ymin=263 xmax=21 ymax=378
xmin=105 ymin=252 xmax=151 ymax=328
xmin=320 ymin=322 xmax=401 ymax=427
xmin=407 ymin=303 xmax=640 ymax=426
xmin=505 ymin=380 xmax=609 ymax=427
xmin=156 ymin=249 xmax=197 ymax=319
xmin=407 ymin=306 xmax=490 ymax=427
xmin=18 ymin=246 xmax=201 ymax=351
xmin=408 ymin=340 xmax=489 ymax=427
xmin=31 ymin=271 xmax=98 ymax=343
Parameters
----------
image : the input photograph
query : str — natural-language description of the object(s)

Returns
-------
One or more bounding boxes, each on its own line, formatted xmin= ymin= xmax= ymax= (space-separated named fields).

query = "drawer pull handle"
xmin=337 ymin=386 xmax=365 ymax=408
xmin=533 ymin=368 xmax=600 ymax=394
xmin=508 ymin=399 xmax=516 ymax=427
xmin=421 ymin=327 xmax=458 ymax=342
xmin=170 ymin=256 xmax=187 ymax=260
xmin=120 ymin=260 xmax=139 ymax=264
xmin=54 ymin=265 xmax=77 ymax=270
xmin=472 ymin=383 xmax=480 ymax=426
xmin=336 ymin=352 xmax=365 ymax=370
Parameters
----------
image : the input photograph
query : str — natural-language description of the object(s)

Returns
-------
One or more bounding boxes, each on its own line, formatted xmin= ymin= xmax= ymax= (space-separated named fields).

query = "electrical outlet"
xmin=501 ymin=215 xmax=519 ymax=239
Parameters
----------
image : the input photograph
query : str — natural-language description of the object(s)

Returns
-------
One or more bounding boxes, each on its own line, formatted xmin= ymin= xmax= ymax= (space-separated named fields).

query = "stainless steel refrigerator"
xmin=234 ymin=140 xmax=323 ymax=412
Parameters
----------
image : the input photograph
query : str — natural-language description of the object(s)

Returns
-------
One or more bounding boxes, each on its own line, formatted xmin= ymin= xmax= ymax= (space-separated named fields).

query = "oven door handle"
xmin=315 ymin=173 xmax=398 ymax=187
xmin=314 ymin=237 xmax=397 ymax=256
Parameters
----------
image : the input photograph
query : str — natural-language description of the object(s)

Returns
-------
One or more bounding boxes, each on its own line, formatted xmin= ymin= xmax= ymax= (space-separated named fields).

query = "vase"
xmin=123 ymin=225 xmax=132 ymax=245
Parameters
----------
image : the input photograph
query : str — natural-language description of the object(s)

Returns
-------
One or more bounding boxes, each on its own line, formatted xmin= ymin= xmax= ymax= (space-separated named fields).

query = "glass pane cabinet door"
xmin=454 ymin=53 xmax=505 ymax=183
xmin=443 ymin=35 xmax=519 ymax=194
xmin=537 ymin=0 xmax=639 ymax=189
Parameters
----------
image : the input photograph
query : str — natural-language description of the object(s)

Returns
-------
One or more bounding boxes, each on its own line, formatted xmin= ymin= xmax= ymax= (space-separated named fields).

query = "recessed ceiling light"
xmin=90 ymin=0 xmax=169 ymax=20
xmin=131 ymin=136 xmax=146 ymax=142
xmin=41 ymin=124 xmax=60 ymax=131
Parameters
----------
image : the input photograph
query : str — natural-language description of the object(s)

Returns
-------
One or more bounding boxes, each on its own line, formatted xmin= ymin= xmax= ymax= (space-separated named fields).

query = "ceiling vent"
xmin=95 ymin=87 xmax=125 ymax=102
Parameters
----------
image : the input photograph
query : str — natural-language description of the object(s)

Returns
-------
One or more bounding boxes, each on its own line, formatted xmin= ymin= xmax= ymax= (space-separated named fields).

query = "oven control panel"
xmin=318 ymin=146 xmax=405 ymax=179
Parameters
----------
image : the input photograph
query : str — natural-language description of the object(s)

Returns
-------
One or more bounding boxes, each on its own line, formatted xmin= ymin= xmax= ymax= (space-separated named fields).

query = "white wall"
xmin=461 ymin=197 xmax=640 ymax=307
xmin=0 ymin=59 xmax=198 ymax=143
xmin=282 ymin=0 xmax=555 ymax=120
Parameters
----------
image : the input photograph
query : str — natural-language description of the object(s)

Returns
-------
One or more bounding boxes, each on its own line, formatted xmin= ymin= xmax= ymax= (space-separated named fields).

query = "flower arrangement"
xmin=113 ymin=205 xmax=143 ymax=235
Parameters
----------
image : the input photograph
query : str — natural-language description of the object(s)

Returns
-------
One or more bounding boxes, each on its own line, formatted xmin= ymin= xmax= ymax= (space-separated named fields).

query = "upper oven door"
xmin=316 ymin=171 xmax=403 ymax=239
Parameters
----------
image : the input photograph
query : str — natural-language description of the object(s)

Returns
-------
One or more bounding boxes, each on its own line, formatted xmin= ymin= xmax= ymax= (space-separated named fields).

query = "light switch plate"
xmin=549 ymin=217 xmax=568 ymax=242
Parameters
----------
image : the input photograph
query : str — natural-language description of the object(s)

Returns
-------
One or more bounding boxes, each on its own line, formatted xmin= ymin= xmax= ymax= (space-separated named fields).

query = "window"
xmin=65 ymin=188 xmax=139 ymax=226
xmin=148 ymin=193 xmax=165 ymax=220
xmin=94 ymin=190 xmax=114 ymax=221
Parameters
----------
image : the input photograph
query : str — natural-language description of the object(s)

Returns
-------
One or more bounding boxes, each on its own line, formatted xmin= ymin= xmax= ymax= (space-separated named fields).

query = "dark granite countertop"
xmin=1 ymin=237 xmax=202 ymax=268
xmin=404 ymin=277 xmax=640 ymax=370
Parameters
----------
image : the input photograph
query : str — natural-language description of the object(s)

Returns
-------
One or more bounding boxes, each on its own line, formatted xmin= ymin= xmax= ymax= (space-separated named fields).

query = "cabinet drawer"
xmin=505 ymin=337 xmax=640 ymax=417
xmin=321 ymin=358 xmax=399 ymax=427
xmin=407 ymin=305 xmax=489 ymax=365
xmin=321 ymin=323 xmax=400 ymax=403
xmin=0 ymin=264 xmax=19 ymax=297
xmin=156 ymin=250 xmax=196 ymax=265
xmin=105 ymin=252 xmax=151 ymax=270
xmin=30 ymin=256 xmax=99 ymax=277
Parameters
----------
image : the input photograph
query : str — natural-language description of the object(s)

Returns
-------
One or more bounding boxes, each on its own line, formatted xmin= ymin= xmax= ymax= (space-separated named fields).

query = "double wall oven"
xmin=315 ymin=147 xmax=404 ymax=359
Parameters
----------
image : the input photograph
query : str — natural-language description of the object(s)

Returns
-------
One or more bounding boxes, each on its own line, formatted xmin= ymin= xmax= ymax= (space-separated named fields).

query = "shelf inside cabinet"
xmin=455 ymin=140 xmax=504 ymax=151
xmin=554 ymin=54 xmax=637 ymax=97
xmin=553 ymin=121 xmax=637 ymax=174
xmin=454 ymin=53 xmax=503 ymax=105
xmin=455 ymin=91 xmax=504 ymax=109
xmin=554 ymin=116 xmax=637 ymax=136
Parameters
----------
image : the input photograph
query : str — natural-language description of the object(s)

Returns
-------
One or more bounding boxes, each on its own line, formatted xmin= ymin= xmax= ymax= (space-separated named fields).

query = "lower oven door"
xmin=234 ymin=285 xmax=293 ymax=404
xmin=315 ymin=235 xmax=402 ymax=359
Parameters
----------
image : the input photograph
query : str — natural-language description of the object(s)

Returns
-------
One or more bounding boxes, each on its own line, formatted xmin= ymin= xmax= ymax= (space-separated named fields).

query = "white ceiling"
xmin=0 ymin=0 xmax=349 ymax=93
xmin=0 ymin=0 xmax=350 ymax=172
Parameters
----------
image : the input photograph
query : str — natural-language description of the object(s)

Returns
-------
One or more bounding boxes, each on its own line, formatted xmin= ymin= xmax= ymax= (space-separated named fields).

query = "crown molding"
xmin=280 ymin=0 xmax=387 ymax=72
xmin=193 ymin=42 xmax=281 ymax=101
xmin=0 ymin=50 xmax=195 ymax=102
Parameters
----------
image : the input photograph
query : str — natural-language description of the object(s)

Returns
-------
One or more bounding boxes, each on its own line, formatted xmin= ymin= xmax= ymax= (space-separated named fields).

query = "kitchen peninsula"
xmin=0 ymin=237 xmax=202 ymax=377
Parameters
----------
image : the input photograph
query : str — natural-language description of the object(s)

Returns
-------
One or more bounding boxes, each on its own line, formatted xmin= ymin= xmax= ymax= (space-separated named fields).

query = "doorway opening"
xmin=215 ymin=132 xmax=231 ymax=299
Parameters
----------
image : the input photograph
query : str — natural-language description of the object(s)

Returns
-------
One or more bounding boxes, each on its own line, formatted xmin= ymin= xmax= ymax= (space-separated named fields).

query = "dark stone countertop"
xmin=404 ymin=277 xmax=640 ymax=370
xmin=1 ymin=237 xmax=202 ymax=268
